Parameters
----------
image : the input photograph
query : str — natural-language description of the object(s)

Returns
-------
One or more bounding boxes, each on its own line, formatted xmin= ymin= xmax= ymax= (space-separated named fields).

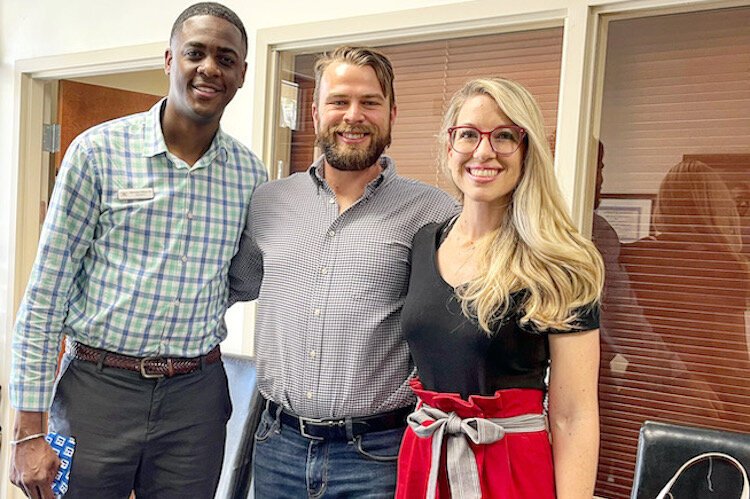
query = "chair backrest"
xmin=215 ymin=353 xmax=263 ymax=499
xmin=631 ymin=421 xmax=750 ymax=499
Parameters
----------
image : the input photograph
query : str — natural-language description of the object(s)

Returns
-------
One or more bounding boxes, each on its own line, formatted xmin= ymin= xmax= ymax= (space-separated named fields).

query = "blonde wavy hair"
xmin=438 ymin=77 xmax=604 ymax=333
xmin=654 ymin=160 xmax=742 ymax=252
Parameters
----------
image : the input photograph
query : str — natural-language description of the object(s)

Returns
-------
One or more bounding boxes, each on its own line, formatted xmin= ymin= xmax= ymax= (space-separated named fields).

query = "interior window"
xmin=595 ymin=6 xmax=750 ymax=497
xmin=277 ymin=27 xmax=564 ymax=194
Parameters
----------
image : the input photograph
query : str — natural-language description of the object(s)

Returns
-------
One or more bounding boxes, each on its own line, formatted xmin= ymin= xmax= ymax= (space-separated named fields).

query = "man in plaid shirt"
xmin=9 ymin=3 xmax=266 ymax=498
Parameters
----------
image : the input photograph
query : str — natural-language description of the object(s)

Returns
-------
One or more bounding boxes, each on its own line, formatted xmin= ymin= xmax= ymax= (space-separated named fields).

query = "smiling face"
xmin=312 ymin=62 xmax=396 ymax=171
xmin=164 ymin=14 xmax=247 ymax=128
xmin=448 ymin=94 xmax=525 ymax=208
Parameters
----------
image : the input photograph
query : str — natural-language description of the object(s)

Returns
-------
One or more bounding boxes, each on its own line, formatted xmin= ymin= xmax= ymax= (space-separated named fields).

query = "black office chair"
xmin=215 ymin=354 xmax=264 ymax=499
xmin=631 ymin=421 xmax=750 ymax=499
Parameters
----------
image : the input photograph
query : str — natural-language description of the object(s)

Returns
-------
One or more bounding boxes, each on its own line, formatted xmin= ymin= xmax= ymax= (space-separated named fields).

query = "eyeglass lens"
xmin=450 ymin=126 xmax=522 ymax=155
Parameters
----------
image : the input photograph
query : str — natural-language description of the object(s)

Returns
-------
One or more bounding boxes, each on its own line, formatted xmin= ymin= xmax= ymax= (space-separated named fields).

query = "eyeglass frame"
xmin=447 ymin=125 xmax=527 ymax=156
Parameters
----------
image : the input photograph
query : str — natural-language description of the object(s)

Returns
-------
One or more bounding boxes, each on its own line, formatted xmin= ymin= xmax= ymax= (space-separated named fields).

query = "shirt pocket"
xmin=346 ymin=240 xmax=410 ymax=304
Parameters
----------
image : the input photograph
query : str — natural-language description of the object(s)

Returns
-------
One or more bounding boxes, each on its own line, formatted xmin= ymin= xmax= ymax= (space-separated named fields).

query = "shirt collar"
xmin=143 ymin=98 xmax=169 ymax=158
xmin=308 ymin=154 xmax=396 ymax=191
xmin=142 ymin=97 xmax=230 ymax=165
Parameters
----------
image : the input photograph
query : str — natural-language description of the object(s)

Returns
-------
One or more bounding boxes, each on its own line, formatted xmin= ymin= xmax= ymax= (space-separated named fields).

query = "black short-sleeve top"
xmin=402 ymin=219 xmax=600 ymax=400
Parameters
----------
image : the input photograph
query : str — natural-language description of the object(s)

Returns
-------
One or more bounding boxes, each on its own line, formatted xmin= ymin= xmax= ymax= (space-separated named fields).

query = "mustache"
xmin=329 ymin=125 xmax=375 ymax=134
xmin=316 ymin=124 xmax=376 ymax=149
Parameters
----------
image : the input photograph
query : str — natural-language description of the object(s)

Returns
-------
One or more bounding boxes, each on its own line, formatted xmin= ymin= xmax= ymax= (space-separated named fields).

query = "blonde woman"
xmin=620 ymin=160 xmax=750 ymax=407
xmin=396 ymin=78 xmax=604 ymax=499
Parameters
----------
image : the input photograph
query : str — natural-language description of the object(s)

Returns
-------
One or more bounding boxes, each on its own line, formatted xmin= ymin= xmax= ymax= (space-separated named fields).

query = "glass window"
xmin=276 ymin=27 xmax=564 ymax=192
xmin=595 ymin=6 xmax=750 ymax=497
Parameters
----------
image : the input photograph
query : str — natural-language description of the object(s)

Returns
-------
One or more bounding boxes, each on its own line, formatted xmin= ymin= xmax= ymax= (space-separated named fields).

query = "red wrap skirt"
xmin=396 ymin=378 xmax=555 ymax=499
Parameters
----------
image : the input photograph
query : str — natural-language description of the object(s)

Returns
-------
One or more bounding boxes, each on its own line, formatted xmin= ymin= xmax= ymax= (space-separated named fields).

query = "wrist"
xmin=10 ymin=432 xmax=47 ymax=446
xmin=13 ymin=410 xmax=46 ymax=439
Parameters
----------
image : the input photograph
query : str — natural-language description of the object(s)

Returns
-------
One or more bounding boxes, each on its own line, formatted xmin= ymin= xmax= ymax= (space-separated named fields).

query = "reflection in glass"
xmin=595 ymin=6 xmax=750 ymax=497
xmin=619 ymin=161 xmax=749 ymax=411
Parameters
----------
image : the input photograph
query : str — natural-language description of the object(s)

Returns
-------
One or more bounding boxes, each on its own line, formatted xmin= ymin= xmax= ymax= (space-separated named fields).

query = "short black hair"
xmin=170 ymin=2 xmax=248 ymax=55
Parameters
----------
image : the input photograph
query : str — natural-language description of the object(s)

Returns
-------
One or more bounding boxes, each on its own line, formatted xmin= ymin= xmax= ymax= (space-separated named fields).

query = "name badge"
xmin=117 ymin=188 xmax=155 ymax=201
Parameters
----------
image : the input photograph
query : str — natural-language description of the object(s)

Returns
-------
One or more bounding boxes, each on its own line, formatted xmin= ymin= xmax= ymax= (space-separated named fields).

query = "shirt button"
xmin=186 ymin=211 xmax=193 ymax=220
xmin=173 ymin=299 xmax=180 ymax=307
xmin=328 ymin=230 xmax=335 ymax=237
xmin=313 ymin=308 xmax=321 ymax=316
xmin=181 ymin=255 xmax=188 ymax=263
xmin=306 ymin=391 xmax=313 ymax=400
xmin=328 ymin=198 xmax=335 ymax=204
xmin=320 ymin=267 xmax=328 ymax=275
xmin=309 ymin=350 xmax=316 ymax=358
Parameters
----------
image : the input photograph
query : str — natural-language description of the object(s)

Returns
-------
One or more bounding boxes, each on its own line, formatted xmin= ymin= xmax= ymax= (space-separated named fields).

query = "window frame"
xmin=252 ymin=0 xmax=749 ymax=234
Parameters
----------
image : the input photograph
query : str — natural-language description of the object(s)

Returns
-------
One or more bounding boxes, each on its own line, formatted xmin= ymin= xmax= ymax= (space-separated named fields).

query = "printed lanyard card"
xmin=45 ymin=432 xmax=76 ymax=496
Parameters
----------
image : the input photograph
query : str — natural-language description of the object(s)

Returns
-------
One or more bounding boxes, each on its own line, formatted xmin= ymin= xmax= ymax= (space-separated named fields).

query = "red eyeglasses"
xmin=447 ymin=125 xmax=526 ymax=156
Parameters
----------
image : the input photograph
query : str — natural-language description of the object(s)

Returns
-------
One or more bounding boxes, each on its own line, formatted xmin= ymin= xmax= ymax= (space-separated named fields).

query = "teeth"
xmin=342 ymin=133 xmax=365 ymax=139
xmin=469 ymin=168 xmax=500 ymax=177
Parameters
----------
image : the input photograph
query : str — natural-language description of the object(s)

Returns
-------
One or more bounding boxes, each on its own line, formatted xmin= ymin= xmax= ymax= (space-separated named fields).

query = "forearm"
xmin=550 ymin=409 xmax=600 ymax=498
xmin=14 ymin=410 xmax=47 ymax=437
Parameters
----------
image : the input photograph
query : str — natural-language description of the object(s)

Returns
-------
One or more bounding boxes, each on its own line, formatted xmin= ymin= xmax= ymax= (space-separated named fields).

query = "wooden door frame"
xmin=8 ymin=42 xmax=165 ymax=317
xmin=1 ymin=43 xmax=164 ymax=499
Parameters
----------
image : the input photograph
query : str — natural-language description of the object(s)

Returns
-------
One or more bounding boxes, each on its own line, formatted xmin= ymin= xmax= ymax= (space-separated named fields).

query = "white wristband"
xmin=10 ymin=432 xmax=46 ymax=446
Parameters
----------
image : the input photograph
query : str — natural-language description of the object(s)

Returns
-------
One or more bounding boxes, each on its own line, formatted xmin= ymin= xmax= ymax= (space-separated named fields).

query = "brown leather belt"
xmin=71 ymin=342 xmax=221 ymax=378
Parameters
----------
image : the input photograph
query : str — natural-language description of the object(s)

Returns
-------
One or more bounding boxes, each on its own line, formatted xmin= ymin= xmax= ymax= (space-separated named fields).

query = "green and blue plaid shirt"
xmin=11 ymin=99 xmax=267 ymax=411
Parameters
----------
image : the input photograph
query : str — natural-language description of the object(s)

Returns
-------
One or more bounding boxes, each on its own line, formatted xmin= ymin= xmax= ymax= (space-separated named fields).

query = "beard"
xmin=316 ymin=124 xmax=391 ymax=171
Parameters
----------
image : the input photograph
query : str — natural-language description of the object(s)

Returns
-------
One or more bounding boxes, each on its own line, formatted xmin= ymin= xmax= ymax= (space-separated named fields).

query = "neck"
xmin=456 ymin=199 xmax=509 ymax=242
xmin=161 ymin=103 xmax=219 ymax=166
xmin=323 ymin=161 xmax=383 ymax=201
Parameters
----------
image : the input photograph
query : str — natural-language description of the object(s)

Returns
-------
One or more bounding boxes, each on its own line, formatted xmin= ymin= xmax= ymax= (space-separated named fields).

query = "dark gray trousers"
xmin=49 ymin=353 xmax=232 ymax=499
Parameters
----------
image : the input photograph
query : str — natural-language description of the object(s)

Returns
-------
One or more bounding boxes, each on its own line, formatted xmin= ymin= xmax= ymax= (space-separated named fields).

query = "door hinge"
xmin=42 ymin=123 xmax=61 ymax=152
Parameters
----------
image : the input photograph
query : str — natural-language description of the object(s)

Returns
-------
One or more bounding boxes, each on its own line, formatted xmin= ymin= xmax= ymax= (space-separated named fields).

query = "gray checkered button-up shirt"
xmin=229 ymin=155 xmax=458 ymax=418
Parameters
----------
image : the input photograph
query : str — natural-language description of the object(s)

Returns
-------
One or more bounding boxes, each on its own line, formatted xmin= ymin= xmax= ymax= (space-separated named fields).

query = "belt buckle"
xmin=139 ymin=357 xmax=165 ymax=379
xmin=298 ymin=416 xmax=346 ymax=440
xmin=298 ymin=416 xmax=326 ymax=440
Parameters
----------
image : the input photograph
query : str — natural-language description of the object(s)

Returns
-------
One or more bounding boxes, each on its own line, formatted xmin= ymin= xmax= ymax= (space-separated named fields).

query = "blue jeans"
xmin=252 ymin=406 xmax=403 ymax=498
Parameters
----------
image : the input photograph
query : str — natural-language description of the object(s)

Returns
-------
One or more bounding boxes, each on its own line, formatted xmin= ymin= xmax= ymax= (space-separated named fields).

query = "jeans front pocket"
xmin=352 ymin=427 xmax=404 ymax=463
xmin=254 ymin=409 xmax=278 ymax=443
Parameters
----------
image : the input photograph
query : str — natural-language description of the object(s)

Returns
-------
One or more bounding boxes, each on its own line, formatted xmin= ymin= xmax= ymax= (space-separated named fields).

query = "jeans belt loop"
xmin=345 ymin=416 xmax=355 ymax=441
xmin=269 ymin=399 xmax=283 ymax=426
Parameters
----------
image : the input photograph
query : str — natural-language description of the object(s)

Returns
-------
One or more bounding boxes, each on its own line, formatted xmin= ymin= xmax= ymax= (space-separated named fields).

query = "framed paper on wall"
xmin=597 ymin=194 xmax=655 ymax=243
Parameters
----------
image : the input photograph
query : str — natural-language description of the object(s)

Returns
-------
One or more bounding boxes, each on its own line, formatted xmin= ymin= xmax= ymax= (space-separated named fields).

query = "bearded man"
xmin=228 ymin=46 xmax=456 ymax=498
